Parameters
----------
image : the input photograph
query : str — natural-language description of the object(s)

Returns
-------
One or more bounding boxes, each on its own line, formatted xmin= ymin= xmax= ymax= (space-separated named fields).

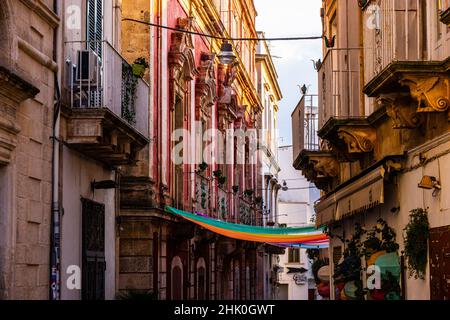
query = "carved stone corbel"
xmin=309 ymin=155 xmax=339 ymax=178
xmin=337 ymin=127 xmax=376 ymax=154
xmin=399 ymin=75 xmax=450 ymax=115
xmin=377 ymin=94 xmax=423 ymax=129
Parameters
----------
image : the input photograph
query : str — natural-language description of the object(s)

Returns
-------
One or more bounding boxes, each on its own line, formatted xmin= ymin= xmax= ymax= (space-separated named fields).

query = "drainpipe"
xmin=50 ymin=0 xmax=61 ymax=300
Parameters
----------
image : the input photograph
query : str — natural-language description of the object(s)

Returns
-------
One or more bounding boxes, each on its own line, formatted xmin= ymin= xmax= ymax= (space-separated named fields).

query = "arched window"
xmin=171 ymin=256 xmax=184 ymax=300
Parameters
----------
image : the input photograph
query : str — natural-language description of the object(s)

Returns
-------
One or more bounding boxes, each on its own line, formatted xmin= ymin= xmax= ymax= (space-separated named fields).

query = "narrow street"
xmin=0 ymin=0 xmax=450 ymax=308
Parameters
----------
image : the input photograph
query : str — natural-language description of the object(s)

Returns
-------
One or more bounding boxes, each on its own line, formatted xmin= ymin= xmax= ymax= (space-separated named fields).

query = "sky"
xmin=255 ymin=0 xmax=323 ymax=146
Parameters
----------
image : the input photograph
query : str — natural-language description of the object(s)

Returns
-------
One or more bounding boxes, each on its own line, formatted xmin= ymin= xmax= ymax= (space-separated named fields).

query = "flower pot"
xmin=132 ymin=64 xmax=145 ymax=77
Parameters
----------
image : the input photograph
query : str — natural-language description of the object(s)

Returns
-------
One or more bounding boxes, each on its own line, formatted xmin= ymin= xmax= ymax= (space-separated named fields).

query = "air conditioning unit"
xmin=76 ymin=49 xmax=99 ymax=85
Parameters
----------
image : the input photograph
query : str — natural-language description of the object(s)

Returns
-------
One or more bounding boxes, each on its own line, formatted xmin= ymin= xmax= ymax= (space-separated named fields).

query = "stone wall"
xmin=0 ymin=0 xmax=58 ymax=299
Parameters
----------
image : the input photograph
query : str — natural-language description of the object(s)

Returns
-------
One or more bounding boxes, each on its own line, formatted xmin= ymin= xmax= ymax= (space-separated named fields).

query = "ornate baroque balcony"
xmin=62 ymin=40 xmax=149 ymax=167
xmin=364 ymin=58 xmax=450 ymax=129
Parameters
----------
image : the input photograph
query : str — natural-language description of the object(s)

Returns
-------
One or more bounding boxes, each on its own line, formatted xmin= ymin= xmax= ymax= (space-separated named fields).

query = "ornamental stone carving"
xmin=309 ymin=155 xmax=339 ymax=178
xmin=196 ymin=53 xmax=217 ymax=120
xmin=168 ymin=18 xmax=199 ymax=110
xmin=399 ymin=75 xmax=450 ymax=115
xmin=377 ymin=94 xmax=423 ymax=129
xmin=337 ymin=127 xmax=376 ymax=154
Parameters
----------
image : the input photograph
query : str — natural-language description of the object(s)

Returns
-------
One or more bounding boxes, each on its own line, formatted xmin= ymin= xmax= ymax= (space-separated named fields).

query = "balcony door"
xmin=430 ymin=226 xmax=450 ymax=300
xmin=81 ymin=198 xmax=106 ymax=300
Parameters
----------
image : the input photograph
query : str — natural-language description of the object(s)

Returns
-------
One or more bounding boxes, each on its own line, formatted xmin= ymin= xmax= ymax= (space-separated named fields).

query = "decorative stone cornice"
xmin=19 ymin=0 xmax=60 ymax=29
xmin=0 ymin=117 xmax=20 ymax=165
xmin=0 ymin=66 xmax=40 ymax=104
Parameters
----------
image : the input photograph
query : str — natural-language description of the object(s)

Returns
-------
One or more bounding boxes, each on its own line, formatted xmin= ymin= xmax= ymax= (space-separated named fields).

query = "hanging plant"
xmin=404 ymin=208 xmax=430 ymax=279
xmin=232 ymin=185 xmax=239 ymax=194
xmin=121 ymin=62 xmax=138 ymax=125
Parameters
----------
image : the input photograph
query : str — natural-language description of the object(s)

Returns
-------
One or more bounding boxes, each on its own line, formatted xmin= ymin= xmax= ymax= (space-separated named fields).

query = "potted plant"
xmin=213 ymin=170 xmax=223 ymax=178
xmin=197 ymin=162 xmax=208 ymax=173
xmin=244 ymin=189 xmax=254 ymax=198
xmin=218 ymin=176 xmax=227 ymax=187
xmin=132 ymin=57 xmax=149 ymax=77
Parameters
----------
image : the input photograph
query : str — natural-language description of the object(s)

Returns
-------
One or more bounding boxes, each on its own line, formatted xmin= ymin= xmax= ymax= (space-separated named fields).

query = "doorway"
xmin=430 ymin=226 xmax=450 ymax=300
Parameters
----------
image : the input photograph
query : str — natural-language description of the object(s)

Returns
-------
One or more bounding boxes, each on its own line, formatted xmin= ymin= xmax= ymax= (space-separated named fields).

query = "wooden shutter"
xmin=87 ymin=0 xmax=103 ymax=58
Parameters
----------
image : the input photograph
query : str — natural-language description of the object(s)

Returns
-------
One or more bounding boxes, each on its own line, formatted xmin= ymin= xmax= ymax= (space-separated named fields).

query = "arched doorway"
xmin=196 ymin=257 xmax=206 ymax=300
xmin=171 ymin=256 xmax=184 ymax=300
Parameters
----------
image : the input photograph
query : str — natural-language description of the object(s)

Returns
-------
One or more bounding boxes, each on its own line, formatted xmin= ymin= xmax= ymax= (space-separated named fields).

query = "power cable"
xmin=122 ymin=18 xmax=323 ymax=41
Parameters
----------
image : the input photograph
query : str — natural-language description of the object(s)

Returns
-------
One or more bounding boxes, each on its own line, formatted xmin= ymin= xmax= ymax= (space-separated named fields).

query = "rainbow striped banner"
xmin=166 ymin=206 xmax=329 ymax=248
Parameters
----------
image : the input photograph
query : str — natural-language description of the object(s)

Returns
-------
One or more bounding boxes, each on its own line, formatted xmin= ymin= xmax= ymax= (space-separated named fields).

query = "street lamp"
xmin=218 ymin=40 xmax=236 ymax=65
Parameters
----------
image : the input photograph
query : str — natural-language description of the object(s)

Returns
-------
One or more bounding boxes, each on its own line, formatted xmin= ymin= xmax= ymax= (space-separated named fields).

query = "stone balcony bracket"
xmin=376 ymin=93 xmax=424 ymax=129
xmin=318 ymin=118 xmax=377 ymax=158
xmin=294 ymin=150 xmax=339 ymax=191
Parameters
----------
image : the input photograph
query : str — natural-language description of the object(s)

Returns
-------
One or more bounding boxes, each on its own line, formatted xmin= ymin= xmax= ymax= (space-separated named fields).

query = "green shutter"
xmin=87 ymin=0 xmax=103 ymax=58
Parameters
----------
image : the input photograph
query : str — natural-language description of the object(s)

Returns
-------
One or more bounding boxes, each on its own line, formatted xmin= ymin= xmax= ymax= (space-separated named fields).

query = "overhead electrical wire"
xmin=122 ymin=18 xmax=323 ymax=41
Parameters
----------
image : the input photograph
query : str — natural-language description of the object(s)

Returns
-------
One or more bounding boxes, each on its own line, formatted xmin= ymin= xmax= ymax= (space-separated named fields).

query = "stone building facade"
xmin=293 ymin=0 xmax=450 ymax=300
xmin=117 ymin=0 xmax=266 ymax=300
xmin=0 ymin=0 xmax=278 ymax=300
xmin=0 ymin=0 xmax=59 ymax=299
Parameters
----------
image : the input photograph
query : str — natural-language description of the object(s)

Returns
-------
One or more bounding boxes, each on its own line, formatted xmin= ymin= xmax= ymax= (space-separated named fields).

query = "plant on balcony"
xmin=254 ymin=196 xmax=263 ymax=205
xmin=232 ymin=185 xmax=239 ymax=194
xmin=197 ymin=161 xmax=208 ymax=174
xmin=244 ymin=189 xmax=254 ymax=198
xmin=132 ymin=57 xmax=149 ymax=78
xmin=121 ymin=62 xmax=137 ymax=125
xmin=404 ymin=208 xmax=430 ymax=280
xmin=218 ymin=176 xmax=227 ymax=187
